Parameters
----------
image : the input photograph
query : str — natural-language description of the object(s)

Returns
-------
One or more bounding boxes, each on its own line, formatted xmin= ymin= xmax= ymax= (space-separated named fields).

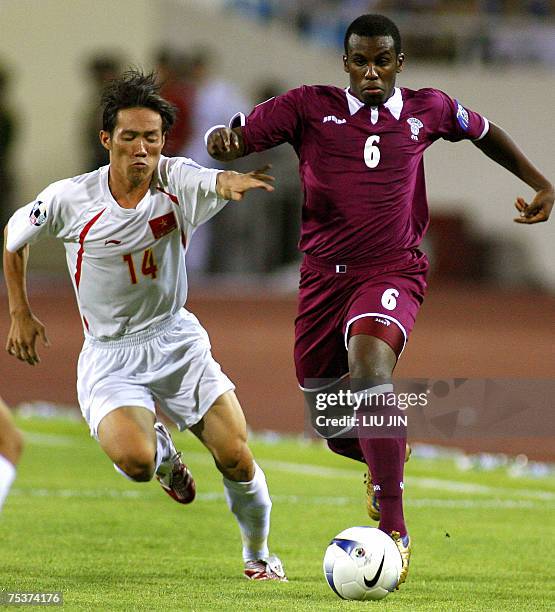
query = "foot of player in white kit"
xmin=154 ymin=422 xmax=196 ymax=504
xmin=155 ymin=422 xmax=286 ymax=579
xmin=244 ymin=555 xmax=288 ymax=581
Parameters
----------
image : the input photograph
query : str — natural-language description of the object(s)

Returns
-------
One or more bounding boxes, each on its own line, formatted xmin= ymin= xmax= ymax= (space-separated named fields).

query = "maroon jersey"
xmin=241 ymin=86 xmax=488 ymax=263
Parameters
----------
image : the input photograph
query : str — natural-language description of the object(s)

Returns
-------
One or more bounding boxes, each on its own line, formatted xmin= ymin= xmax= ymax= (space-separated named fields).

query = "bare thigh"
xmin=97 ymin=406 xmax=157 ymax=481
xmin=190 ymin=391 xmax=254 ymax=482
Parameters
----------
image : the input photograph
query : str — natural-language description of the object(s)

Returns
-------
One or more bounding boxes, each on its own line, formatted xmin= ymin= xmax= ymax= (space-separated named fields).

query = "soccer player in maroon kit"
xmin=207 ymin=14 xmax=553 ymax=587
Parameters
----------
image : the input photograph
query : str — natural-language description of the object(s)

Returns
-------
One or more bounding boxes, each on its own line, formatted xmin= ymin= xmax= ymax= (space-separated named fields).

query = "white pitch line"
xmin=22 ymin=434 xmax=555 ymax=501
xmin=8 ymin=488 xmax=550 ymax=510
xmin=23 ymin=432 xmax=78 ymax=447
xmin=200 ymin=455 xmax=554 ymax=501
xmin=252 ymin=457 xmax=555 ymax=501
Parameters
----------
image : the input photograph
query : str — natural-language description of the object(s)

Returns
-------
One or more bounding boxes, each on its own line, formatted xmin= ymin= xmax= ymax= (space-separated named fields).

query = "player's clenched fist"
xmin=207 ymin=127 xmax=244 ymax=162
xmin=513 ymin=189 xmax=554 ymax=224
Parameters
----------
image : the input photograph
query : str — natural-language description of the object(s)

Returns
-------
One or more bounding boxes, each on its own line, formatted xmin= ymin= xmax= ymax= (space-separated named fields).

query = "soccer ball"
xmin=323 ymin=526 xmax=401 ymax=600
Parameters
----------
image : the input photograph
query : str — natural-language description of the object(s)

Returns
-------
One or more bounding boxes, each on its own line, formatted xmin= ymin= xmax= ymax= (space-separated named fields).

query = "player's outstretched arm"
xmin=216 ymin=166 xmax=275 ymax=202
xmin=473 ymin=122 xmax=554 ymax=224
xmin=207 ymin=127 xmax=246 ymax=162
xmin=3 ymin=227 xmax=50 ymax=366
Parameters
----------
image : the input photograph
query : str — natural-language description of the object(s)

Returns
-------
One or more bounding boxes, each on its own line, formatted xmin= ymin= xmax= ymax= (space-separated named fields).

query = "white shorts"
xmin=77 ymin=309 xmax=235 ymax=438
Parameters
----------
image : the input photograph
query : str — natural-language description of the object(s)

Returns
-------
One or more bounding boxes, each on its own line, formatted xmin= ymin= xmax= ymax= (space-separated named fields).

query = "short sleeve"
xmin=164 ymin=156 xmax=228 ymax=228
xmin=433 ymin=90 xmax=489 ymax=143
xmin=242 ymin=86 xmax=305 ymax=153
xmin=5 ymin=184 xmax=61 ymax=252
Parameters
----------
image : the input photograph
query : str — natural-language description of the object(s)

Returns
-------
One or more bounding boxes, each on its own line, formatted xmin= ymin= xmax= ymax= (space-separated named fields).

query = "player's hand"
xmin=207 ymin=127 xmax=243 ymax=161
xmin=513 ymin=187 xmax=554 ymax=224
xmin=216 ymin=166 xmax=275 ymax=201
xmin=6 ymin=310 xmax=50 ymax=366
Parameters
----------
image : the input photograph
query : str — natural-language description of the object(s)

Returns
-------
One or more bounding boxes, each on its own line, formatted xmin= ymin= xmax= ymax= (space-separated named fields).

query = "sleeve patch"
xmin=455 ymin=100 xmax=470 ymax=131
xmin=29 ymin=201 xmax=48 ymax=226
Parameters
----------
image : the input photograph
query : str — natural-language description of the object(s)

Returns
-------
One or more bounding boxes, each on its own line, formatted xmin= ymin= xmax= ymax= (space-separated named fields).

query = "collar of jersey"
xmin=101 ymin=165 xmax=152 ymax=214
xmin=345 ymin=87 xmax=403 ymax=120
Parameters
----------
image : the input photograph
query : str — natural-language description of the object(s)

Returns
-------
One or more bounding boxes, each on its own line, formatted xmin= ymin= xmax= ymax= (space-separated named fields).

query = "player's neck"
xmin=108 ymin=168 xmax=152 ymax=209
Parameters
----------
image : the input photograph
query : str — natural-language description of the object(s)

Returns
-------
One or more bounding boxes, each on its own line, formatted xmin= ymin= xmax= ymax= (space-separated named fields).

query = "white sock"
xmin=0 ymin=454 xmax=16 ymax=512
xmin=223 ymin=462 xmax=272 ymax=562
xmin=154 ymin=424 xmax=175 ymax=479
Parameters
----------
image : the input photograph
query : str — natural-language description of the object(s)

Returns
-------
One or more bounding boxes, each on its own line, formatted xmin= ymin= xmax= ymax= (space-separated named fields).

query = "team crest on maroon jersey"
xmin=407 ymin=118 xmax=424 ymax=141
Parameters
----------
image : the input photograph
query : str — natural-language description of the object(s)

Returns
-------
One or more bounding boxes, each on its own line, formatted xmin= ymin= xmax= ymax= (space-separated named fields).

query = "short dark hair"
xmin=100 ymin=69 xmax=176 ymax=134
xmin=344 ymin=14 xmax=402 ymax=55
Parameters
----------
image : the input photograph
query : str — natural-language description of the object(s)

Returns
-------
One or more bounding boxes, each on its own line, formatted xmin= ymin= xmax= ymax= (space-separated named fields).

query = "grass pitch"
xmin=2 ymin=417 xmax=554 ymax=611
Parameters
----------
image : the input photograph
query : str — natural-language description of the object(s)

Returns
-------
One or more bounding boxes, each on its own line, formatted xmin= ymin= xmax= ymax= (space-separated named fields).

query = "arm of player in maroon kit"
xmin=3 ymin=227 xmax=50 ymax=366
xmin=473 ymin=122 xmax=554 ymax=224
xmin=206 ymin=126 xmax=246 ymax=162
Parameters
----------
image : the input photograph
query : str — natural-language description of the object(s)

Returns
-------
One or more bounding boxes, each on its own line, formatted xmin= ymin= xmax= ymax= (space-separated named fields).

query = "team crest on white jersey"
xmin=407 ymin=117 xmax=424 ymax=141
xmin=323 ymin=115 xmax=346 ymax=124
xmin=455 ymin=100 xmax=470 ymax=131
xmin=29 ymin=200 xmax=48 ymax=226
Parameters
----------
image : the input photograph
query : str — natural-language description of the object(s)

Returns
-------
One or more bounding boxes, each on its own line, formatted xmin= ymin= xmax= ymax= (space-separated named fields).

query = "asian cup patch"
xmin=29 ymin=200 xmax=48 ymax=226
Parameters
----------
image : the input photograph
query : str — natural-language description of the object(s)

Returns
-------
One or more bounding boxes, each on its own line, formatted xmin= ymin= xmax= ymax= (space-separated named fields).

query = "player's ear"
xmin=99 ymin=130 xmax=111 ymax=151
xmin=396 ymin=53 xmax=405 ymax=73
xmin=342 ymin=54 xmax=349 ymax=73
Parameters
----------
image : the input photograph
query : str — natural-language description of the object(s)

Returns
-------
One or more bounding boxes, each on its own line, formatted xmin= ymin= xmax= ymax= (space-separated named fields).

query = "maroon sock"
xmin=358 ymin=437 xmax=407 ymax=536
xmin=327 ymin=437 xmax=365 ymax=463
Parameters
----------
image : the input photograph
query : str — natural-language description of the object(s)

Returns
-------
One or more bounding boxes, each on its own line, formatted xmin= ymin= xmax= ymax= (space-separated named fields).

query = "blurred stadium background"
xmin=0 ymin=0 xmax=553 ymax=461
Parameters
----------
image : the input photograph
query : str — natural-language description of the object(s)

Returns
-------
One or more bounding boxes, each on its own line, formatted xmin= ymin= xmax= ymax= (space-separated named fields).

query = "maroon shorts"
xmin=294 ymin=250 xmax=428 ymax=388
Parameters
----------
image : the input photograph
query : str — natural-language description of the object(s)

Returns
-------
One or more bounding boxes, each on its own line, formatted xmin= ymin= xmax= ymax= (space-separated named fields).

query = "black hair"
xmin=100 ymin=69 xmax=176 ymax=134
xmin=344 ymin=14 xmax=402 ymax=55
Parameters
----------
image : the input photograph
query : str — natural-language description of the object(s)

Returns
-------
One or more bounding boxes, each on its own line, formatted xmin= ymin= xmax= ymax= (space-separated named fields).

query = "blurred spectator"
xmin=481 ymin=0 xmax=504 ymax=14
xmin=183 ymin=47 xmax=250 ymax=166
xmin=226 ymin=0 xmax=555 ymax=65
xmin=154 ymin=47 xmax=194 ymax=157
xmin=181 ymin=47 xmax=251 ymax=276
xmin=209 ymin=82 xmax=302 ymax=275
xmin=229 ymin=0 xmax=275 ymax=21
xmin=82 ymin=54 xmax=123 ymax=171
xmin=526 ymin=0 xmax=551 ymax=17
xmin=0 ymin=64 xmax=17 ymax=235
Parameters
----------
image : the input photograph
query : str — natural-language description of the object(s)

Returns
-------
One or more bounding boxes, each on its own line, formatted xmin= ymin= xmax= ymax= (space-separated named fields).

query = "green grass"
xmin=2 ymin=417 xmax=554 ymax=611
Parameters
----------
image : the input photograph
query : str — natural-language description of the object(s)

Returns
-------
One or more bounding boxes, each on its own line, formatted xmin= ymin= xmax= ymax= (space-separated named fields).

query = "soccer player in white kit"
xmin=3 ymin=70 xmax=287 ymax=581
xmin=0 ymin=397 xmax=23 ymax=513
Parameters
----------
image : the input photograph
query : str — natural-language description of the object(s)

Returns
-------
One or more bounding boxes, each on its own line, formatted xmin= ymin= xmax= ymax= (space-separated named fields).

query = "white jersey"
xmin=6 ymin=156 xmax=227 ymax=340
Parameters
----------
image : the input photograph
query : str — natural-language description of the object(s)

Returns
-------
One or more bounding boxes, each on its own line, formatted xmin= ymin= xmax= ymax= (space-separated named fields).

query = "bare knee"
xmin=114 ymin=448 xmax=156 ymax=482
xmin=216 ymin=442 xmax=254 ymax=482
xmin=0 ymin=426 xmax=24 ymax=465
xmin=97 ymin=406 xmax=157 ymax=482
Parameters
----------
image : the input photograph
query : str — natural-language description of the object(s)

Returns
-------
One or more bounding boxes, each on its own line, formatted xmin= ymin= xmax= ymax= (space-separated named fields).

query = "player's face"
xmin=101 ymin=107 xmax=165 ymax=187
xmin=343 ymin=35 xmax=404 ymax=106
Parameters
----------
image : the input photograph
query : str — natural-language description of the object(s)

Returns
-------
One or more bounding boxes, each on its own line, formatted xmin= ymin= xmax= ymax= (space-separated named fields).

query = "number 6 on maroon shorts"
xmin=294 ymin=253 xmax=428 ymax=388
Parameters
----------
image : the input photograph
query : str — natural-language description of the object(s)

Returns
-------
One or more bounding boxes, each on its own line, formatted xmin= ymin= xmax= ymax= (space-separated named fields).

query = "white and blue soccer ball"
xmin=323 ymin=526 xmax=402 ymax=601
